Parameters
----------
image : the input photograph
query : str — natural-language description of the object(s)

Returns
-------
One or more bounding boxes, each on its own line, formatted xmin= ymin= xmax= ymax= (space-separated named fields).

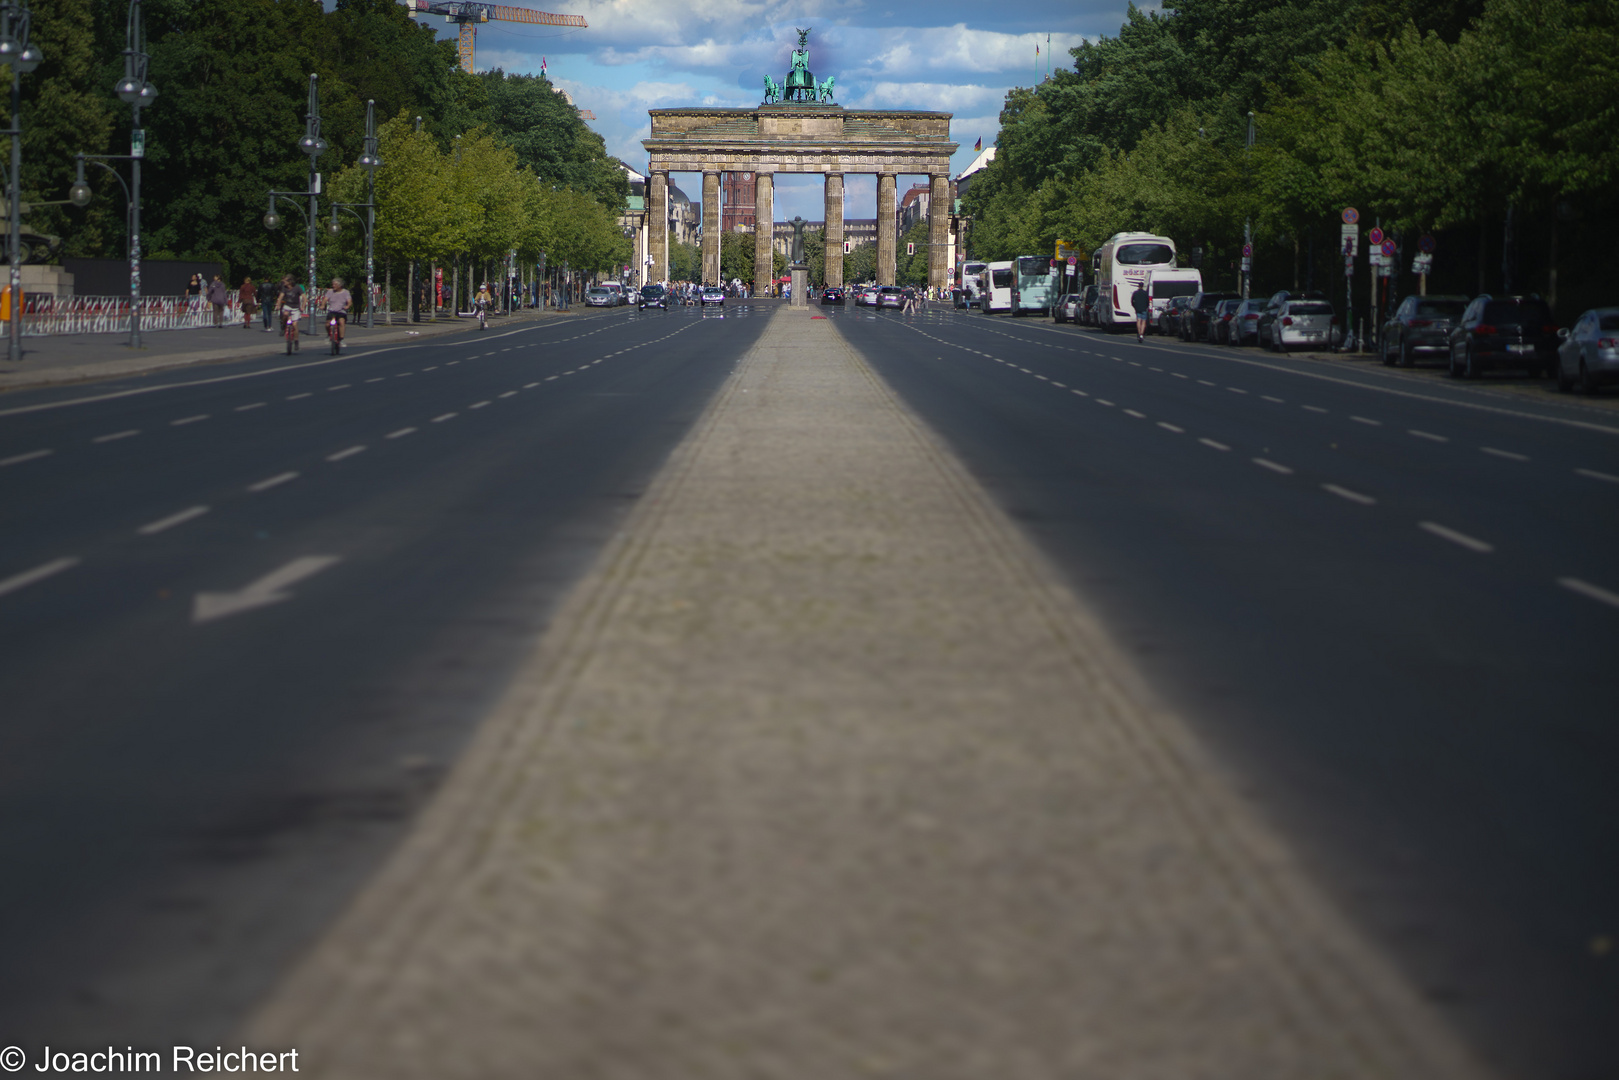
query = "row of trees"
xmin=3 ymin=0 xmax=629 ymax=292
xmin=965 ymin=0 xmax=1617 ymax=316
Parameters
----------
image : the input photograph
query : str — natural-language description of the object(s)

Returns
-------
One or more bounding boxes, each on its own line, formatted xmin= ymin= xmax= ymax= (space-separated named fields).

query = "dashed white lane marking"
xmin=137 ymin=505 xmax=209 ymax=535
xmin=1149 ymin=367 xmax=1163 ymax=372
xmin=498 ymin=391 xmax=518 ymax=398
xmin=1124 ymin=409 xmax=1147 ymax=419
xmin=1576 ymin=468 xmax=1619 ymax=484
xmin=1200 ymin=438 xmax=1230 ymax=451
xmin=0 ymin=556 xmax=80 ymax=599
xmin=1171 ymin=372 xmax=1188 ymax=379
xmin=385 ymin=427 xmax=416 ymax=439
xmin=171 ymin=414 xmax=209 ymax=426
xmin=1 ymin=448 xmax=53 ymax=467
xmin=1034 ymin=374 xmax=1049 ymax=381
xmin=1158 ymin=422 xmax=1184 ymax=433
xmin=446 ymin=361 xmax=460 ymax=366
xmin=523 ymin=382 xmax=540 ymax=389
xmin=1302 ymin=405 xmax=1328 ymax=413
xmin=1197 ymin=379 xmax=1216 ymax=386
xmin=1409 ymin=430 xmax=1448 ymax=442
xmin=1096 ymin=399 xmax=1116 ymax=407
xmin=1070 ymin=389 xmax=1088 ymax=397
xmin=544 ymin=375 xmax=559 ymax=381
xmin=1480 ymin=447 xmax=1528 ymax=461
xmin=1323 ymin=484 xmax=1376 ymax=505
xmin=286 ymin=392 xmax=313 ymax=401
xmin=1351 ymin=416 xmax=1381 ymax=426
xmin=93 ymin=430 xmax=140 ymax=444
xmin=327 ymin=446 xmax=367 ymax=462
xmin=468 ymin=401 xmax=491 ymax=409
xmin=1051 ymin=381 xmax=1067 ymax=388
xmin=1560 ymin=577 xmax=1619 ymax=611
xmin=328 ymin=384 xmax=351 ymax=391
xmin=1420 ymin=521 xmax=1494 ymax=553
xmin=1253 ymin=458 xmax=1294 ymax=475
xmin=431 ymin=413 xmax=457 ymax=423
xmin=1227 ymin=387 xmax=1249 ymax=395
xmin=236 ymin=402 xmax=267 ymax=412
xmin=422 ymin=366 xmax=438 ymax=372
xmin=395 ymin=372 xmax=413 ymax=378
xmin=247 ymin=471 xmax=299 ymax=493
xmin=1261 ymin=395 xmax=1285 ymax=403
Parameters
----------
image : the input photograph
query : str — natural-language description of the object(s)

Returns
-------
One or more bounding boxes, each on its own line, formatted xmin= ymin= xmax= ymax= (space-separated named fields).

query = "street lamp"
xmin=1 ymin=0 xmax=43 ymax=363
xmin=265 ymin=74 xmax=325 ymax=333
xmin=326 ymin=99 xmax=381 ymax=327
xmin=1243 ymin=109 xmax=1255 ymax=300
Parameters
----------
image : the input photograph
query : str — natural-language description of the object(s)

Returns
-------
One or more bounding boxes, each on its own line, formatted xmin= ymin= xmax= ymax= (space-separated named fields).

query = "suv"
xmin=1381 ymin=295 xmax=1467 ymax=367
xmin=638 ymin=284 xmax=668 ymax=310
xmin=1183 ymin=291 xmax=1240 ymax=342
xmin=877 ymin=286 xmax=905 ymax=310
xmin=1448 ymin=294 xmax=1559 ymax=379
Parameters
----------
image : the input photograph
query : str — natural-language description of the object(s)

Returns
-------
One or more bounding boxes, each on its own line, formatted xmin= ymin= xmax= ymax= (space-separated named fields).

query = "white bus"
xmin=1091 ymin=232 xmax=1178 ymax=330
xmin=979 ymin=260 xmax=1013 ymax=314
xmin=1012 ymin=255 xmax=1060 ymax=316
xmin=958 ymin=260 xmax=987 ymax=307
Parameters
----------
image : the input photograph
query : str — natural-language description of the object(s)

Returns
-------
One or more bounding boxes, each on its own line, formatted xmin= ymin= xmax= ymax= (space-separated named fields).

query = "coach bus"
xmin=1011 ymin=255 xmax=1060 ymax=317
xmin=1091 ymin=232 xmax=1178 ymax=331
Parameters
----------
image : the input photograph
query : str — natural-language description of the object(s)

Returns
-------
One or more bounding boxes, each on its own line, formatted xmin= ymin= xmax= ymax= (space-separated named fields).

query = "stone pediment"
xmin=645 ymin=105 xmax=956 ymax=169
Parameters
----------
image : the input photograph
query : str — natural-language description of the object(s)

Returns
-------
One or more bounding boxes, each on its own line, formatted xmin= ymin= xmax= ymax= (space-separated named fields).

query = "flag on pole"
xmin=541 ymin=56 xmax=548 ymax=74
xmin=973 ymin=137 xmax=983 ymax=152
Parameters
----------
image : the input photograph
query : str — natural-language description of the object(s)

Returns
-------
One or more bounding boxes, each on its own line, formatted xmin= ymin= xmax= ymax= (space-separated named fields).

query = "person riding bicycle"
xmin=1131 ymin=280 xmax=1151 ymax=342
xmin=325 ymin=277 xmax=352 ymax=349
xmin=274 ymin=275 xmax=305 ymax=351
xmin=475 ymin=282 xmax=492 ymax=327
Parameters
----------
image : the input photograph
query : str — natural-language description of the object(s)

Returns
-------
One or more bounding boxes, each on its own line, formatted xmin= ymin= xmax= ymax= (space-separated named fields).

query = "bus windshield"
xmin=1117 ymin=243 xmax=1174 ymax=265
xmin=991 ymin=269 xmax=1014 ymax=288
xmin=1016 ymin=257 xmax=1051 ymax=276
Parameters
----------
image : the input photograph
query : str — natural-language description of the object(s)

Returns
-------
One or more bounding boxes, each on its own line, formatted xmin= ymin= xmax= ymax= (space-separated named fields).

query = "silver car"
xmin=1555 ymin=307 xmax=1619 ymax=394
xmin=1271 ymin=299 xmax=1337 ymax=352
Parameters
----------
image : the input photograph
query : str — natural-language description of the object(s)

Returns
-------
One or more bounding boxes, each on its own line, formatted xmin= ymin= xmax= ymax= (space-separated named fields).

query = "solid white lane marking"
xmin=1261 ymin=395 xmax=1285 ymax=403
xmin=1253 ymin=457 xmax=1294 ymax=474
xmin=1409 ymin=430 xmax=1449 ymax=442
xmin=247 ymin=471 xmax=299 ymax=492
xmin=468 ymin=401 xmax=491 ymax=409
xmin=1559 ymin=577 xmax=1619 ymax=611
xmin=385 ymin=427 xmax=416 ymax=439
xmin=0 ymin=556 xmax=80 ymax=599
xmin=1480 ymin=447 xmax=1528 ymax=461
xmin=498 ymin=391 xmax=518 ymax=398
xmin=1158 ymin=422 xmax=1184 ymax=433
xmin=1351 ymin=415 xmax=1382 ymax=426
xmin=327 ymin=445 xmax=367 ymax=462
xmin=1420 ymin=521 xmax=1494 ymax=553
xmin=137 ymin=505 xmax=210 ymax=535
xmin=236 ymin=402 xmax=267 ymax=412
xmin=1124 ymin=409 xmax=1147 ymax=418
xmin=93 ymin=429 xmax=140 ymax=443
xmin=1200 ymin=438 xmax=1230 ymax=451
xmin=1576 ymin=468 xmax=1619 ymax=484
xmin=1302 ymin=405 xmax=1328 ymax=413
xmin=431 ymin=413 xmax=457 ymax=423
xmin=1323 ymin=484 xmax=1376 ymax=505
xmin=192 ymin=554 xmax=341 ymax=624
xmin=286 ymin=392 xmax=313 ymax=401
xmin=171 ymin=414 xmax=209 ymax=426
xmin=1 ymin=448 xmax=53 ymax=467
xmin=328 ymin=384 xmax=351 ymax=390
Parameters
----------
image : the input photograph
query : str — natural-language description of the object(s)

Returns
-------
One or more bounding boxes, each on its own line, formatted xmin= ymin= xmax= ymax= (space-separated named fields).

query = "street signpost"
xmin=1342 ymin=207 xmax=1359 ymax=224
xmin=1341 ymin=210 xmax=1357 ymax=350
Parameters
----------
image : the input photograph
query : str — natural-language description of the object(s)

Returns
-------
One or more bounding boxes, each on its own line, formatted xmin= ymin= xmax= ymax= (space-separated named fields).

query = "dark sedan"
xmin=638 ymin=284 xmax=668 ymax=310
xmin=1447 ymin=294 xmax=1558 ymax=378
xmin=1381 ymin=295 xmax=1467 ymax=367
xmin=1183 ymin=291 xmax=1240 ymax=342
xmin=1555 ymin=307 xmax=1619 ymax=394
xmin=821 ymin=286 xmax=845 ymax=305
xmin=1208 ymin=298 xmax=1242 ymax=344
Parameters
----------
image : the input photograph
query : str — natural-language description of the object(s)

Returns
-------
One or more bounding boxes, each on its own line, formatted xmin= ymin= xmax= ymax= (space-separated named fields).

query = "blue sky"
xmin=429 ymin=0 xmax=1130 ymax=223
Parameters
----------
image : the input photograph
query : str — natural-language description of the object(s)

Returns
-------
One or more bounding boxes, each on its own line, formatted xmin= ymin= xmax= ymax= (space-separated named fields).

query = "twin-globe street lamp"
xmin=1 ymin=0 xmax=44 ymax=363
xmin=264 ymin=74 xmax=326 ymax=334
xmin=325 ymin=99 xmax=380 ymax=328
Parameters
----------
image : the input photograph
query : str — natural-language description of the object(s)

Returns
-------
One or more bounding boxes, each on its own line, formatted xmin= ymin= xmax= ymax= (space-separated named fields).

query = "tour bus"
xmin=958 ymin=260 xmax=987 ymax=307
xmin=979 ymin=260 xmax=1014 ymax=314
xmin=1011 ymin=255 xmax=1060 ymax=316
xmin=1091 ymin=231 xmax=1178 ymax=330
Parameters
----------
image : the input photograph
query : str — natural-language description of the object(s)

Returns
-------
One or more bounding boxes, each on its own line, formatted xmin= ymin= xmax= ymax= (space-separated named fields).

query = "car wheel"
xmin=1398 ymin=341 xmax=1414 ymax=368
xmin=1447 ymin=344 xmax=1461 ymax=378
xmin=1580 ymin=360 xmax=1600 ymax=395
xmin=1555 ymin=356 xmax=1572 ymax=392
xmin=1465 ymin=345 xmax=1483 ymax=379
xmin=1381 ymin=337 xmax=1396 ymax=366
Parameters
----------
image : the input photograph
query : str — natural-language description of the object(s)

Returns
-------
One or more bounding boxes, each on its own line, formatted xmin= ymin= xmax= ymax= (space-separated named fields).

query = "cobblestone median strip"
xmin=247 ymin=308 xmax=1486 ymax=1079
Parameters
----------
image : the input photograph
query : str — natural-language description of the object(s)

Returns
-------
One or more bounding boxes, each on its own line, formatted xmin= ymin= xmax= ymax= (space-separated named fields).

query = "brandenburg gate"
xmin=641 ymin=30 xmax=957 ymax=297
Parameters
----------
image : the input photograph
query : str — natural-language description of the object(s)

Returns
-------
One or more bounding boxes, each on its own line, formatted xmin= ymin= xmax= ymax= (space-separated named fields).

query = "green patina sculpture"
xmin=765 ymin=28 xmax=835 ymax=104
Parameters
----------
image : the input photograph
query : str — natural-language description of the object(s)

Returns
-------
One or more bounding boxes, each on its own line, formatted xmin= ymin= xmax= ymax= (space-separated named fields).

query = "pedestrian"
xmin=261 ymin=278 xmax=276 ymax=331
xmin=206 ymin=274 xmax=228 ymax=327
xmin=901 ymin=285 xmax=916 ymax=315
xmin=239 ymin=276 xmax=257 ymax=329
xmin=185 ymin=273 xmax=203 ymax=319
xmin=1131 ymin=279 xmax=1151 ymax=342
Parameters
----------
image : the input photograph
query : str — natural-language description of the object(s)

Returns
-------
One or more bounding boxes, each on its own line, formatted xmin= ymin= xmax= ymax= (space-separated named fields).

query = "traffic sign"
xmin=1381 ymin=240 xmax=1397 ymax=257
xmin=1412 ymin=253 xmax=1434 ymax=274
xmin=1066 ymin=256 xmax=1077 ymax=266
xmin=1344 ymin=256 xmax=1355 ymax=277
xmin=1241 ymin=257 xmax=1252 ymax=272
xmin=1368 ymin=227 xmax=1384 ymax=245
xmin=1342 ymin=207 xmax=1359 ymax=225
xmin=1418 ymin=234 xmax=1436 ymax=254
xmin=1242 ymin=243 xmax=1253 ymax=257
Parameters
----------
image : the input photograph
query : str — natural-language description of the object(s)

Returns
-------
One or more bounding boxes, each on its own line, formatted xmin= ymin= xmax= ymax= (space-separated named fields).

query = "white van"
xmin=979 ymin=261 xmax=1013 ymax=314
xmin=1146 ymin=268 xmax=1202 ymax=323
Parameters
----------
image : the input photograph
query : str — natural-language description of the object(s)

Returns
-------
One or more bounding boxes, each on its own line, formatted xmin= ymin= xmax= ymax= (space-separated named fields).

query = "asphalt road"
xmin=0 ymin=300 xmax=766 ymax=1049
xmin=824 ymin=302 xmax=1619 ymax=1080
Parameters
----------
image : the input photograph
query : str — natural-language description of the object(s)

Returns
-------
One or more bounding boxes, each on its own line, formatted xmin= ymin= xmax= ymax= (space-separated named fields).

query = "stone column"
xmin=701 ymin=171 xmax=721 ymax=286
xmin=753 ymin=171 xmax=774 ymax=298
xmin=648 ymin=171 xmax=668 ymax=285
xmin=876 ymin=173 xmax=897 ymax=286
xmin=824 ymin=173 xmax=845 ymax=288
xmin=928 ymin=173 xmax=950 ymax=292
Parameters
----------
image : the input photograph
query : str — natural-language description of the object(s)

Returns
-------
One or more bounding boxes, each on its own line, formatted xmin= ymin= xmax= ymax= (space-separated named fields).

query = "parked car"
xmin=877 ymin=286 xmax=905 ymax=310
xmin=821 ymin=286 xmax=845 ymax=305
xmin=1077 ymin=285 xmax=1101 ymax=326
xmin=1269 ymin=299 xmax=1337 ymax=352
xmin=1157 ymin=295 xmax=1195 ymax=336
xmin=1181 ymin=291 xmax=1239 ymax=342
xmin=585 ymin=286 xmax=616 ymax=307
xmin=1380 ymin=295 xmax=1468 ymax=367
xmin=1555 ymin=307 xmax=1619 ymax=394
xmin=638 ymin=284 xmax=668 ymax=310
xmin=700 ymin=287 xmax=725 ymax=307
xmin=1257 ymin=290 xmax=1327 ymax=349
xmin=1228 ymin=299 xmax=1265 ymax=346
xmin=1446 ymin=294 xmax=1559 ymax=378
xmin=1053 ymin=292 xmax=1081 ymax=323
xmin=601 ymin=282 xmax=628 ymax=305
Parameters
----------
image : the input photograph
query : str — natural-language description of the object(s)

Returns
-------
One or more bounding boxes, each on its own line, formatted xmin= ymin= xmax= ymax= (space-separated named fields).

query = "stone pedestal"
xmin=790 ymin=266 xmax=808 ymax=307
xmin=21 ymin=265 xmax=75 ymax=298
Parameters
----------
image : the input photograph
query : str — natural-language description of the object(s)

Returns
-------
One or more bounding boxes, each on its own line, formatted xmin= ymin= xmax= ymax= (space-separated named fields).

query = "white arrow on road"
xmin=192 ymin=555 xmax=341 ymax=624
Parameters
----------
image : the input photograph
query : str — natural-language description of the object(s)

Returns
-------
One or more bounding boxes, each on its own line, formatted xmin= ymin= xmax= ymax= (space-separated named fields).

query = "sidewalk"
xmin=0 ymin=309 xmax=571 ymax=394
xmin=246 ymin=307 xmax=1488 ymax=1079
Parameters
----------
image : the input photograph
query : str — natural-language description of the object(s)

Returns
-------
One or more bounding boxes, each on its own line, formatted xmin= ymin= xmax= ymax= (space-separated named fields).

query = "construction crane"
xmin=401 ymin=0 xmax=587 ymax=75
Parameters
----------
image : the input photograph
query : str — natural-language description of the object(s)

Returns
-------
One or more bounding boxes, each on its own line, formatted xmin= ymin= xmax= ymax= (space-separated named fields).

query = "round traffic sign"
xmin=1368 ymin=227 xmax=1384 ymax=245
xmin=1419 ymin=234 xmax=1436 ymax=253
xmin=1342 ymin=207 xmax=1359 ymax=224
xmin=1381 ymin=240 xmax=1397 ymax=256
xmin=1242 ymin=243 xmax=1253 ymax=257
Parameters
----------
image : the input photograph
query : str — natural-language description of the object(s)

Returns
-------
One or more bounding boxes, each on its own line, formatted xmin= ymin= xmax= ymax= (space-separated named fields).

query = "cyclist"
xmin=325 ymin=277 xmax=352 ymax=352
xmin=475 ymin=282 xmax=492 ymax=329
xmin=274 ymin=275 xmax=305 ymax=352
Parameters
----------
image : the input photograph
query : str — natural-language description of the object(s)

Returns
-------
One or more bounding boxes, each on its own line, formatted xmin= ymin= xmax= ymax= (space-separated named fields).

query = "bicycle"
xmin=475 ymin=299 xmax=487 ymax=331
xmin=282 ymin=307 xmax=301 ymax=354
xmin=327 ymin=311 xmax=342 ymax=355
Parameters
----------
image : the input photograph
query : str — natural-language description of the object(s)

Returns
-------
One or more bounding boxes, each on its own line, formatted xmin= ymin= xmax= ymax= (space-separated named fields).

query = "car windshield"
xmin=587 ymin=288 xmax=608 ymax=296
xmin=880 ymin=287 xmax=902 ymax=294
xmin=1288 ymin=302 xmax=1334 ymax=315
xmin=1484 ymin=299 xmax=1553 ymax=325
xmin=641 ymin=286 xmax=665 ymax=297
xmin=1117 ymin=243 xmax=1173 ymax=266
xmin=1601 ymin=314 xmax=1619 ymax=330
xmin=1415 ymin=300 xmax=1465 ymax=318
xmin=1200 ymin=293 xmax=1238 ymax=308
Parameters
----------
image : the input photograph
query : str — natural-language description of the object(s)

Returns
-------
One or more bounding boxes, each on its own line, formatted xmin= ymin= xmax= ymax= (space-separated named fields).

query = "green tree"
xmin=476 ymin=70 xmax=626 ymax=211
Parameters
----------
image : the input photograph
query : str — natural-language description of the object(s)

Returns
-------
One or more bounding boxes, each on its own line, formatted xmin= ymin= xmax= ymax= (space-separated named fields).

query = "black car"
xmin=821 ymin=286 xmax=845 ymax=305
xmin=638 ymin=284 xmax=667 ymax=310
xmin=1182 ymin=291 xmax=1240 ymax=341
xmin=1381 ymin=294 xmax=1467 ymax=367
xmin=1447 ymin=294 xmax=1559 ymax=378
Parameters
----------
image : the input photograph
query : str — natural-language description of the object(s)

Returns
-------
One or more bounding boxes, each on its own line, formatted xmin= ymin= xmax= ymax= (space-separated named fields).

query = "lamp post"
xmin=263 ymin=74 xmax=327 ymax=334
xmin=1 ymin=0 xmax=43 ymax=363
xmin=326 ymin=99 xmax=380 ymax=328
xmin=1242 ymin=110 xmax=1254 ymax=300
